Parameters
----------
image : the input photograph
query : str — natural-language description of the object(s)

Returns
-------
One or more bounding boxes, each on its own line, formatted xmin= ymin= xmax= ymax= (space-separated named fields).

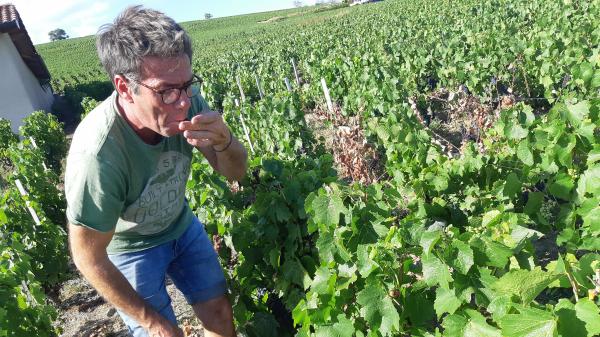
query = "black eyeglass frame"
xmin=125 ymin=74 xmax=203 ymax=104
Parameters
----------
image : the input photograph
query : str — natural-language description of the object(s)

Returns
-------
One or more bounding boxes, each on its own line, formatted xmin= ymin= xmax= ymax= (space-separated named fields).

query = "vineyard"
xmin=3 ymin=0 xmax=600 ymax=336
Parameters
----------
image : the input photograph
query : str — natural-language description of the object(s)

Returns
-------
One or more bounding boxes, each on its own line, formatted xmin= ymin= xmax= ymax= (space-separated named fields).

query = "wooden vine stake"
xmin=291 ymin=58 xmax=300 ymax=85
xmin=284 ymin=77 xmax=292 ymax=92
xmin=14 ymin=179 xmax=41 ymax=226
xmin=321 ymin=78 xmax=334 ymax=114
xmin=236 ymin=76 xmax=246 ymax=103
xmin=235 ymin=99 xmax=255 ymax=154
xmin=254 ymin=73 xmax=264 ymax=99
xmin=29 ymin=137 xmax=48 ymax=171
xmin=21 ymin=280 xmax=38 ymax=306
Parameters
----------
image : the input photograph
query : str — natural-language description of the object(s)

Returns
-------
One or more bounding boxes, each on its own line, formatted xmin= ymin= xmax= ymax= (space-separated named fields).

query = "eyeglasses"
xmin=126 ymin=74 xmax=202 ymax=104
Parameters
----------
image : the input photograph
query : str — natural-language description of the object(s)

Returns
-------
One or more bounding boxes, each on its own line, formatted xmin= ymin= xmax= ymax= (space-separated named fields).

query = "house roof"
xmin=0 ymin=3 xmax=51 ymax=82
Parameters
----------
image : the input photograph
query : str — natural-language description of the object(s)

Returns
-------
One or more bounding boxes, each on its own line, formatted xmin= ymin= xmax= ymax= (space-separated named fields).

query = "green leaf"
xmin=353 ymin=219 xmax=380 ymax=245
xmin=471 ymin=237 xmax=513 ymax=268
xmin=405 ymin=290 xmax=435 ymax=327
xmin=499 ymin=307 xmax=557 ymax=337
xmin=336 ymin=263 xmax=358 ymax=291
xmin=482 ymin=210 xmax=502 ymax=227
xmin=463 ymin=310 xmax=502 ymax=337
xmin=556 ymin=135 xmax=576 ymax=168
xmin=548 ymin=174 xmax=574 ymax=201
xmin=576 ymin=62 xmax=594 ymax=84
xmin=565 ymin=101 xmax=590 ymax=127
xmin=261 ymin=158 xmax=284 ymax=178
xmin=312 ymin=191 xmax=346 ymax=226
xmin=274 ymin=203 xmax=292 ymax=222
xmin=492 ymin=267 xmax=559 ymax=304
xmin=517 ymin=140 xmax=534 ymax=166
xmin=487 ymin=295 xmax=512 ymax=321
xmin=591 ymin=70 xmax=600 ymax=88
xmin=541 ymin=75 xmax=554 ymax=89
xmin=247 ymin=312 xmax=280 ymax=337
xmin=357 ymin=244 xmax=378 ymax=278
xmin=356 ymin=283 xmax=400 ymax=335
xmin=314 ymin=314 xmax=355 ymax=337
xmin=281 ymin=259 xmax=307 ymax=288
xmin=576 ymin=166 xmax=600 ymax=199
xmin=546 ymin=254 xmax=574 ymax=288
xmin=293 ymin=300 xmax=309 ymax=327
xmin=333 ymin=226 xmax=353 ymax=262
xmin=434 ymin=287 xmax=463 ymax=317
xmin=422 ymin=253 xmax=453 ymax=288
xmin=420 ymin=228 xmax=442 ymax=254
xmin=520 ymin=105 xmax=536 ymax=127
xmin=311 ymin=266 xmax=336 ymax=295
xmin=316 ymin=229 xmax=336 ymax=262
xmin=534 ymin=129 xmax=550 ymax=149
xmin=555 ymin=299 xmax=588 ymax=337
xmin=442 ymin=314 xmax=469 ymax=336
xmin=586 ymin=146 xmax=600 ymax=166
xmin=432 ymin=174 xmax=449 ymax=192
xmin=524 ymin=192 xmax=544 ymax=215
xmin=503 ymin=173 xmax=522 ymax=199
xmin=451 ymin=240 xmax=474 ymax=274
xmin=509 ymin=224 xmax=542 ymax=247
xmin=507 ymin=123 xmax=529 ymax=140
xmin=301 ymin=256 xmax=318 ymax=277
xmin=574 ymin=299 xmax=600 ymax=336
xmin=269 ymin=249 xmax=280 ymax=268
xmin=443 ymin=310 xmax=502 ymax=337
xmin=576 ymin=120 xmax=595 ymax=142
xmin=582 ymin=206 xmax=600 ymax=235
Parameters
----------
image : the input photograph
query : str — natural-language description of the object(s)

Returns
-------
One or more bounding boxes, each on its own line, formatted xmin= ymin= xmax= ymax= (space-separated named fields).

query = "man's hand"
xmin=146 ymin=314 xmax=185 ymax=337
xmin=178 ymin=112 xmax=230 ymax=149
xmin=178 ymin=111 xmax=248 ymax=181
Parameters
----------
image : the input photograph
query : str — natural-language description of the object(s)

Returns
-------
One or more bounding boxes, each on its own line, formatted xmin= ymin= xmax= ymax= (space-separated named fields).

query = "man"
xmin=64 ymin=6 xmax=246 ymax=337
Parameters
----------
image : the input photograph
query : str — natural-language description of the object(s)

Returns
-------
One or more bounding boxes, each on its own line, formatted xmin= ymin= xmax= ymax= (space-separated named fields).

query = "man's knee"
xmin=193 ymin=295 xmax=233 ymax=325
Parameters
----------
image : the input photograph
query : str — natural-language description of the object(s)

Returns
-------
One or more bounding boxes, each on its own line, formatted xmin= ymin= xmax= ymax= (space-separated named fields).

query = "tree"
xmin=48 ymin=28 xmax=68 ymax=41
xmin=293 ymin=0 xmax=304 ymax=7
xmin=204 ymin=13 xmax=213 ymax=20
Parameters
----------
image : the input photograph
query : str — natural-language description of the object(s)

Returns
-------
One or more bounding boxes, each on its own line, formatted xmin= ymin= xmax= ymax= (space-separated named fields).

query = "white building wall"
xmin=0 ymin=33 xmax=54 ymax=134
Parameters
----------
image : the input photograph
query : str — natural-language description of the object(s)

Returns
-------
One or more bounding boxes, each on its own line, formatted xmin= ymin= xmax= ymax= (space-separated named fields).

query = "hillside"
xmin=36 ymin=5 xmax=346 ymax=84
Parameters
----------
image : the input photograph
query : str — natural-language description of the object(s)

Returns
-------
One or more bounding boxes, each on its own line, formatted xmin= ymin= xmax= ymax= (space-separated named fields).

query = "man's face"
xmin=130 ymin=55 xmax=193 ymax=138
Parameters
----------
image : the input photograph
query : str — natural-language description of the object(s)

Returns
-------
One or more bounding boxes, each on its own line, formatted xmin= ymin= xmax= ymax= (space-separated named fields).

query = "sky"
xmin=5 ymin=0 xmax=322 ymax=45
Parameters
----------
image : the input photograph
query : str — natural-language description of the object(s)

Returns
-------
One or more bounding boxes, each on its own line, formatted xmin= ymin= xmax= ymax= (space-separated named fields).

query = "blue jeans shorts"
xmin=108 ymin=217 xmax=227 ymax=336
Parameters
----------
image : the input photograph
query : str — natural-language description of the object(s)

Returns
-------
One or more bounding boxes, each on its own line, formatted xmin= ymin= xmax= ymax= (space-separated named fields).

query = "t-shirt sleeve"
xmin=65 ymin=153 xmax=125 ymax=232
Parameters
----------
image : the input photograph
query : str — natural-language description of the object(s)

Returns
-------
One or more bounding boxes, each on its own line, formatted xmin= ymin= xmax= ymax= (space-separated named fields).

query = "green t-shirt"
xmin=65 ymin=91 xmax=209 ymax=254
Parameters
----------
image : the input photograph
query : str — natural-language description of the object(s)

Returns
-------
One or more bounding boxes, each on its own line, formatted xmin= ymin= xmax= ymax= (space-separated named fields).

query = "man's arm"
xmin=197 ymin=135 xmax=247 ymax=181
xmin=179 ymin=112 xmax=248 ymax=181
xmin=68 ymin=223 xmax=183 ymax=336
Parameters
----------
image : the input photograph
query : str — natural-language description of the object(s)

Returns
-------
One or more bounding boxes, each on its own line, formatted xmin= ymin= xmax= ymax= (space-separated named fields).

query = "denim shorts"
xmin=108 ymin=217 xmax=227 ymax=336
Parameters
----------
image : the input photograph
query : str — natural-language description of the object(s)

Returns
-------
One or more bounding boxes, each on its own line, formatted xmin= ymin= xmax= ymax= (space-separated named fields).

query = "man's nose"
xmin=176 ymin=91 xmax=191 ymax=110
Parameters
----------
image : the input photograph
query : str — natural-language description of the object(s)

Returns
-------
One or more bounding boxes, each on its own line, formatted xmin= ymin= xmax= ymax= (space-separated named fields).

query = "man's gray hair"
xmin=96 ymin=5 xmax=193 ymax=91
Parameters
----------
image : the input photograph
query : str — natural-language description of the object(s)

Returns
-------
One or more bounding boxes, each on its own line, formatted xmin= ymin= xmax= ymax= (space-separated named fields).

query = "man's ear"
xmin=114 ymin=75 xmax=134 ymax=103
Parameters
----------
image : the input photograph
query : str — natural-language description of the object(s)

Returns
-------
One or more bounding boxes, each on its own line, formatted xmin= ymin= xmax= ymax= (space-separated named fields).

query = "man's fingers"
xmin=168 ymin=120 xmax=185 ymax=132
xmin=182 ymin=130 xmax=217 ymax=141
xmin=178 ymin=112 xmax=229 ymax=149
xmin=185 ymin=135 xmax=214 ymax=148
xmin=179 ymin=113 xmax=221 ymax=131
xmin=179 ymin=120 xmax=211 ymax=132
xmin=191 ymin=111 xmax=220 ymax=124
